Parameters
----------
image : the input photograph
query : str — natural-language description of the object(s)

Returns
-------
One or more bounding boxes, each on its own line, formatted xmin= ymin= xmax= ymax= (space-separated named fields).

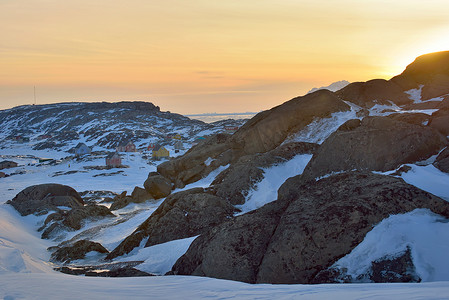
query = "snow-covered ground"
xmin=2 ymin=273 xmax=449 ymax=300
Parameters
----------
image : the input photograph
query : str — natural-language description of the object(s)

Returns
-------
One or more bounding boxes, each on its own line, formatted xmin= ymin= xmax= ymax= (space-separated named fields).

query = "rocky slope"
xmin=5 ymin=51 xmax=449 ymax=284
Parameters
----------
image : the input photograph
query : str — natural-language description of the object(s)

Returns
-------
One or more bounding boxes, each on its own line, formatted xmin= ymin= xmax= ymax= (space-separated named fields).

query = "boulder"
xmin=143 ymin=172 xmax=172 ymax=199
xmin=211 ymin=142 xmax=318 ymax=205
xmin=50 ymin=240 xmax=109 ymax=263
xmin=109 ymin=187 xmax=154 ymax=211
xmin=301 ymin=116 xmax=447 ymax=180
xmin=230 ymin=90 xmax=350 ymax=155
xmin=62 ymin=205 xmax=114 ymax=230
xmin=171 ymin=172 xmax=449 ymax=284
xmin=7 ymin=183 xmax=84 ymax=216
xmin=131 ymin=186 xmax=153 ymax=202
xmin=0 ymin=172 xmax=5 ymax=178
xmin=106 ymin=188 xmax=236 ymax=260
xmin=434 ymin=147 xmax=449 ymax=173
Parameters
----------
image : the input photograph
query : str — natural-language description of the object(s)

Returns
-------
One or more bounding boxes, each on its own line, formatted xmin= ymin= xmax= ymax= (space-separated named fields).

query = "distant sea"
xmin=186 ymin=113 xmax=257 ymax=123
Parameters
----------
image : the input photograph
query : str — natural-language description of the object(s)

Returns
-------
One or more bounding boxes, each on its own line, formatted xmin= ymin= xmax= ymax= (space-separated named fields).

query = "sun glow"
xmin=389 ymin=27 xmax=449 ymax=77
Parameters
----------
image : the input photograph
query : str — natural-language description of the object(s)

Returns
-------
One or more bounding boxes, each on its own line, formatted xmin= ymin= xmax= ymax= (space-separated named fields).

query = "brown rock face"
xmin=301 ymin=116 xmax=447 ymax=181
xmin=143 ymin=172 xmax=172 ymax=199
xmin=231 ymin=90 xmax=350 ymax=155
xmin=106 ymin=188 xmax=236 ymax=260
xmin=171 ymin=172 xmax=449 ymax=284
xmin=7 ymin=183 xmax=84 ymax=216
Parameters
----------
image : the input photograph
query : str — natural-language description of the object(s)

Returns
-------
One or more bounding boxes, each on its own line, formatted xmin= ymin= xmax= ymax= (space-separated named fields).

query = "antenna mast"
xmin=33 ymin=86 xmax=36 ymax=105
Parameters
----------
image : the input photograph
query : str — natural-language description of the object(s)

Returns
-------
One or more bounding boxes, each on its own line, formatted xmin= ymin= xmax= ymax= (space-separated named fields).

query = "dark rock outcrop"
xmin=106 ymin=188 xmax=236 ymax=260
xmin=301 ymin=116 xmax=447 ymax=180
xmin=434 ymin=147 xmax=449 ymax=173
xmin=171 ymin=172 xmax=449 ymax=284
xmin=50 ymin=240 xmax=109 ymax=263
xmin=7 ymin=184 xmax=84 ymax=216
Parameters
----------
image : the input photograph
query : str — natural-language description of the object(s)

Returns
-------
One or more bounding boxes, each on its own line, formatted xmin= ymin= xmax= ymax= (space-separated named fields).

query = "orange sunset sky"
xmin=1 ymin=0 xmax=449 ymax=114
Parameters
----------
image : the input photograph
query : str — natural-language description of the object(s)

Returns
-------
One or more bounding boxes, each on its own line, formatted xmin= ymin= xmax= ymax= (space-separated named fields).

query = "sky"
xmin=1 ymin=0 xmax=449 ymax=114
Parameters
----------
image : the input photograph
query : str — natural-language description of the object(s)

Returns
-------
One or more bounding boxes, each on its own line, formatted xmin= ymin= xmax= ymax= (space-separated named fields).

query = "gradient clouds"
xmin=1 ymin=0 xmax=449 ymax=113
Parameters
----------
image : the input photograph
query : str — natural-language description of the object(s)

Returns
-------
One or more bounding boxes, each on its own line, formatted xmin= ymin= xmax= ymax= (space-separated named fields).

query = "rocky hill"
xmin=0 ymin=101 xmax=244 ymax=152
xmin=5 ymin=51 xmax=449 ymax=285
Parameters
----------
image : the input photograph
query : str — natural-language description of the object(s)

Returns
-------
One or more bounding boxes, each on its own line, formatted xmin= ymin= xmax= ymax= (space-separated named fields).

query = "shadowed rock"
xmin=171 ymin=172 xmax=449 ymax=284
xmin=143 ymin=172 xmax=172 ymax=199
xmin=50 ymin=240 xmax=109 ymax=263
xmin=7 ymin=183 xmax=84 ymax=216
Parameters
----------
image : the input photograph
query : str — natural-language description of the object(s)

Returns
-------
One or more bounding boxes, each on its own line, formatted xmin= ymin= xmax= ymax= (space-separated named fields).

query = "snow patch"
xmin=204 ymin=157 xmax=213 ymax=166
xmin=405 ymin=85 xmax=424 ymax=103
xmin=286 ymin=105 xmax=360 ymax=144
xmin=236 ymin=154 xmax=312 ymax=214
xmin=333 ymin=209 xmax=449 ymax=282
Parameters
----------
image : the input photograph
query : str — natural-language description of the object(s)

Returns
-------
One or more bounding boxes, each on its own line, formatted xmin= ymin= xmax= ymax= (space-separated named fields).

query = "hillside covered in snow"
xmin=1 ymin=51 xmax=449 ymax=299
